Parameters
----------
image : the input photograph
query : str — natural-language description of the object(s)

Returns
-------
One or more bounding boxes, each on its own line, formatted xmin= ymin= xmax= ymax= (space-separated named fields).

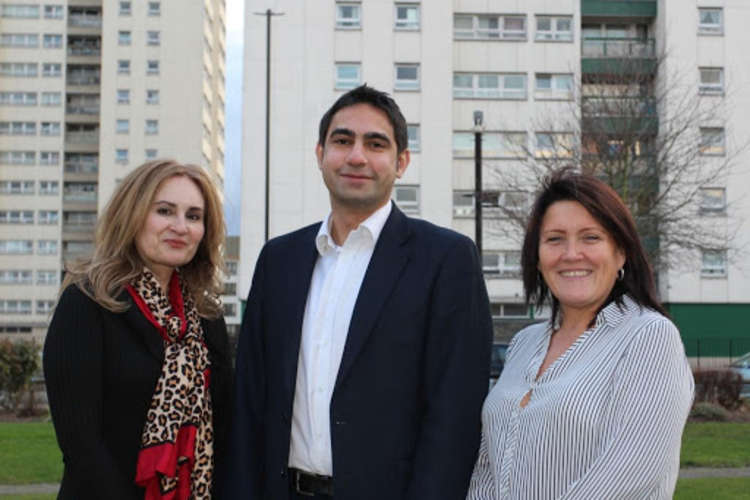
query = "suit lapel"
xmin=334 ymin=206 xmax=412 ymax=390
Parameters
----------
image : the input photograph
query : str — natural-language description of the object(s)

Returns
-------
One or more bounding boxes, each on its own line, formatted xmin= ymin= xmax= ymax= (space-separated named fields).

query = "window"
xmin=116 ymin=149 xmax=129 ymax=164
xmin=40 ymin=151 xmax=60 ymax=165
xmin=147 ymin=31 xmax=160 ymax=46
xmin=482 ymin=251 xmax=521 ymax=278
xmin=118 ymin=31 xmax=131 ymax=46
xmin=223 ymin=282 xmax=237 ymax=296
xmin=145 ymin=149 xmax=158 ymax=159
xmin=453 ymin=191 xmax=475 ymax=217
xmin=699 ymin=187 xmax=726 ymax=214
xmin=0 ymin=151 xmax=35 ymax=165
xmin=698 ymin=8 xmax=723 ymax=35
xmin=535 ymin=133 xmax=574 ymax=158
xmin=701 ymin=249 xmax=726 ymax=277
xmin=44 ymin=5 xmax=63 ymax=19
xmin=395 ymin=64 xmax=419 ymax=90
xmin=335 ymin=63 xmax=360 ymax=89
xmin=0 ymin=181 xmax=35 ymax=194
xmin=0 ymin=240 xmax=33 ymax=254
xmin=38 ymin=210 xmax=59 ymax=225
xmin=147 ymin=60 xmax=160 ymax=75
xmin=119 ymin=1 xmax=131 ymax=15
xmin=148 ymin=2 xmax=160 ymax=16
xmin=145 ymin=119 xmax=159 ymax=135
xmin=0 ymin=211 xmax=34 ymax=224
xmin=454 ymin=14 xmax=526 ymax=40
xmin=482 ymin=191 xmax=530 ymax=216
xmin=490 ymin=303 xmax=529 ymax=318
xmin=146 ymin=89 xmax=160 ymax=104
xmin=452 ymin=132 xmax=527 ymax=158
xmin=37 ymin=270 xmax=58 ymax=285
xmin=407 ymin=124 xmax=420 ymax=152
xmin=43 ymin=34 xmax=63 ymax=48
xmin=41 ymin=122 xmax=61 ymax=136
xmin=535 ymin=73 xmax=573 ymax=100
xmin=42 ymin=63 xmax=62 ymax=77
xmin=224 ymin=303 xmax=237 ymax=317
xmin=392 ymin=185 xmax=420 ymax=214
xmin=38 ymin=240 xmax=58 ymax=255
xmin=41 ymin=91 xmax=61 ymax=106
xmin=453 ymin=73 xmax=527 ymax=99
xmin=0 ymin=92 xmax=37 ymax=106
xmin=118 ymin=60 xmax=131 ymax=75
xmin=39 ymin=181 xmax=59 ymax=194
xmin=336 ymin=2 xmax=360 ymax=29
xmin=0 ymin=121 xmax=36 ymax=135
xmin=117 ymin=89 xmax=130 ymax=104
xmin=0 ymin=300 xmax=32 ymax=314
xmin=535 ymin=15 xmax=573 ymax=41
xmin=37 ymin=300 xmax=55 ymax=314
xmin=116 ymin=119 xmax=129 ymax=134
xmin=225 ymin=261 xmax=238 ymax=276
xmin=0 ymin=62 xmax=38 ymax=77
xmin=395 ymin=4 xmax=419 ymax=30
xmin=1 ymin=4 xmax=40 ymax=18
xmin=699 ymin=67 xmax=724 ymax=94
xmin=699 ymin=127 xmax=725 ymax=155
xmin=0 ymin=33 xmax=39 ymax=47
xmin=0 ymin=270 xmax=32 ymax=285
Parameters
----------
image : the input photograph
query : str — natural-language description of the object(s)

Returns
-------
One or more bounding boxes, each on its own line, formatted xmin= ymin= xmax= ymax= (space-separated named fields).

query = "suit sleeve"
xmin=43 ymin=286 xmax=141 ymax=500
xmin=405 ymin=236 xmax=493 ymax=500
xmin=221 ymin=247 xmax=268 ymax=499
xmin=558 ymin=318 xmax=694 ymax=499
xmin=205 ymin=316 xmax=233 ymax=497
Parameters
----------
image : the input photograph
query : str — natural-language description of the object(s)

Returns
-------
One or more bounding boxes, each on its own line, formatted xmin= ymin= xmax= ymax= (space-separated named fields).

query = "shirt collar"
xmin=315 ymin=201 xmax=393 ymax=256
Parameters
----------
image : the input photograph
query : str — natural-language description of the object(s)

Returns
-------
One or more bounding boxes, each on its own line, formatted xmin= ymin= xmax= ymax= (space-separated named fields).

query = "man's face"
xmin=316 ymin=103 xmax=409 ymax=216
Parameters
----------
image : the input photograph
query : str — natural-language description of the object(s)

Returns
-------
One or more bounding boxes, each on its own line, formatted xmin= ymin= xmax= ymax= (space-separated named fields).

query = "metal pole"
xmin=473 ymin=110 xmax=484 ymax=260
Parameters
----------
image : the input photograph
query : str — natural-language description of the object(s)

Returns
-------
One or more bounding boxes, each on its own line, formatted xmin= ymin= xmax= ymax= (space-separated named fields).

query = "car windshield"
xmin=730 ymin=351 xmax=750 ymax=368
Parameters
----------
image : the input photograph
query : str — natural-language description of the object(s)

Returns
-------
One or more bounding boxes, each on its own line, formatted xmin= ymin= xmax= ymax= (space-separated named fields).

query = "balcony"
xmin=67 ymin=44 xmax=101 ymax=58
xmin=582 ymin=38 xmax=656 ymax=76
xmin=64 ymin=160 xmax=98 ymax=175
xmin=66 ymin=71 xmax=100 ymax=86
xmin=581 ymin=1 xmax=656 ymax=19
xmin=582 ymin=96 xmax=658 ymax=135
xmin=65 ymin=131 xmax=98 ymax=144
xmin=68 ymin=14 xmax=102 ymax=28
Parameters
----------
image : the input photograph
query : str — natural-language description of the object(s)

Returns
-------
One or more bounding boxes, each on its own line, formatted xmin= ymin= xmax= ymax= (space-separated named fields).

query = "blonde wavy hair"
xmin=63 ymin=160 xmax=226 ymax=318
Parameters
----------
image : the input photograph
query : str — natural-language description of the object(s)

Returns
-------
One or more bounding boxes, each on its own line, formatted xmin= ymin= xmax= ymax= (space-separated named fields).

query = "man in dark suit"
xmin=225 ymin=85 xmax=493 ymax=499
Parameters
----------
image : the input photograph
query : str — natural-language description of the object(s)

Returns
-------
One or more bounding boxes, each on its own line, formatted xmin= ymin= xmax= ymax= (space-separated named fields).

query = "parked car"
xmin=489 ymin=342 xmax=509 ymax=389
xmin=729 ymin=352 xmax=750 ymax=398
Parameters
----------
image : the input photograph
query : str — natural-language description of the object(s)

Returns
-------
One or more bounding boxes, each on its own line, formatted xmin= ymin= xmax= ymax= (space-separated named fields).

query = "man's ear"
xmin=396 ymin=149 xmax=410 ymax=178
xmin=315 ymin=143 xmax=324 ymax=169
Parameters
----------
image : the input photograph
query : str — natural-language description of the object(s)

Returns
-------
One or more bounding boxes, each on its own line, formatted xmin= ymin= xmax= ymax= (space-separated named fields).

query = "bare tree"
xmin=483 ymin=42 xmax=746 ymax=277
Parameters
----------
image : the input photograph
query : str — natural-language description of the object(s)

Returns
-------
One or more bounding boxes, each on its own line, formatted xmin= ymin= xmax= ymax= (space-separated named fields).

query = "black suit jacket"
xmin=224 ymin=206 xmax=493 ymax=500
xmin=44 ymin=285 xmax=232 ymax=500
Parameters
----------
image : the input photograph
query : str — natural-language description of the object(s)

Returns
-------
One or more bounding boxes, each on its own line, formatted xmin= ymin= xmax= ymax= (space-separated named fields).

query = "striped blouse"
xmin=467 ymin=296 xmax=694 ymax=500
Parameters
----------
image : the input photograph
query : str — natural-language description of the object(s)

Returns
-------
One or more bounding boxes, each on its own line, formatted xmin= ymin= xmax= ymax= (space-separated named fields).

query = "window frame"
xmin=534 ymin=73 xmax=574 ymax=100
xmin=699 ymin=127 xmax=725 ymax=156
xmin=335 ymin=63 xmax=361 ymax=90
xmin=407 ymin=124 xmax=420 ymax=152
xmin=699 ymin=67 xmax=724 ymax=95
xmin=394 ymin=63 xmax=420 ymax=91
xmin=701 ymin=249 xmax=727 ymax=277
xmin=698 ymin=8 xmax=723 ymax=35
xmin=453 ymin=14 xmax=527 ymax=40
xmin=699 ymin=187 xmax=726 ymax=214
xmin=335 ymin=2 xmax=361 ymax=29
xmin=535 ymin=132 xmax=574 ymax=158
xmin=392 ymin=185 xmax=420 ymax=215
xmin=453 ymin=72 xmax=527 ymax=100
xmin=535 ymin=15 xmax=573 ymax=42
xmin=394 ymin=3 xmax=420 ymax=31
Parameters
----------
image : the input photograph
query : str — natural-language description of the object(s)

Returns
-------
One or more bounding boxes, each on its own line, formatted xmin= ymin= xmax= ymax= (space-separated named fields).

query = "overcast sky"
xmin=224 ymin=0 xmax=244 ymax=235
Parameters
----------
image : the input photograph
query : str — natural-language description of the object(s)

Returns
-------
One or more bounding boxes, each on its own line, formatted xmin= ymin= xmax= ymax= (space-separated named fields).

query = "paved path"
xmin=1 ymin=468 xmax=750 ymax=495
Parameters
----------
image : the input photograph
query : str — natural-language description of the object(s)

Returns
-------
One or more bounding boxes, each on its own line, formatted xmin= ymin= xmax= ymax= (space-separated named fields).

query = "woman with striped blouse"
xmin=468 ymin=170 xmax=694 ymax=500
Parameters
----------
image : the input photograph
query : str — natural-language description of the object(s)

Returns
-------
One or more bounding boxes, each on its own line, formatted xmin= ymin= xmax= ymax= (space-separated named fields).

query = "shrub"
xmin=690 ymin=401 xmax=730 ymax=421
xmin=693 ymin=369 xmax=744 ymax=411
xmin=0 ymin=339 xmax=40 ymax=414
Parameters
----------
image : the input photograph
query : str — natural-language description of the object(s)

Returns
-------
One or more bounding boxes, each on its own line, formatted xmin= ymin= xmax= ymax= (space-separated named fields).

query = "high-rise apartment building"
xmin=241 ymin=0 xmax=750 ymax=354
xmin=0 ymin=0 xmax=226 ymax=341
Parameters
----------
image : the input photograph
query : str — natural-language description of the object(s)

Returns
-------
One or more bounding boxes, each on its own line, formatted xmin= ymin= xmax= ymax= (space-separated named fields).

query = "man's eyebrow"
xmin=328 ymin=128 xmax=355 ymax=139
xmin=363 ymin=132 xmax=391 ymax=144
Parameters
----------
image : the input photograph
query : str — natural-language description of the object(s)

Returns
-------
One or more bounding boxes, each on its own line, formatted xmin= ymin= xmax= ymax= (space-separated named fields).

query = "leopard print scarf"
xmin=128 ymin=269 xmax=214 ymax=500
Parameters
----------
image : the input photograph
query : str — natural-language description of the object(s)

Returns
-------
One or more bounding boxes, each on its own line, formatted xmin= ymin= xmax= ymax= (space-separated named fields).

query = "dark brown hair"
xmin=521 ymin=168 xmax=666 ymax=324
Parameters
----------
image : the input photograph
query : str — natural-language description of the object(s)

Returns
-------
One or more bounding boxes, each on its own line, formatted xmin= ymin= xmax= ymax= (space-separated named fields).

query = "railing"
xmin=64 ymin=161 xmax=98 ymax=174
xmin=63 ymin=223 xmax=95 ymax=232
xmin=582 ymin=96 xmax=656 ymax=116
xmin=65 ymin=131 xmax=98 ymax=144
xmin=68 ymin=15 xmax=102 ymax=28
xmin=68 ymin=46 xmax=101 ymax=57
xmin=66 ymin=104 xmax=100 ymax=115
xmin=66 ymin=73 xmax=100 ymax=85
xmin=582 ymin=37 xmax=655 ymax=58
xmin=63 ymin=192 xmax=97 ymax=202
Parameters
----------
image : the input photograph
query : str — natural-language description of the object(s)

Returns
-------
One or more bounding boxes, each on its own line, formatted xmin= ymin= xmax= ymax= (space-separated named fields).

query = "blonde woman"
xmin=44 ymin=160 xmax=231 ymax=499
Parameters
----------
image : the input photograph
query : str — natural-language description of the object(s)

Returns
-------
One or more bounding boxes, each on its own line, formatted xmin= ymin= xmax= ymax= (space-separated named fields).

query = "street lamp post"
xmin=254 ymin=9 xmax=284 ymax=242
xmin=473 ymin=110 xmax=484 ymax=262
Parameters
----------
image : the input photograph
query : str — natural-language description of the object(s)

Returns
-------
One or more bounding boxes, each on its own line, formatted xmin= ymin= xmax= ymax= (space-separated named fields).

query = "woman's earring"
xmin=617 ymin=267 xmax=625 ymax=281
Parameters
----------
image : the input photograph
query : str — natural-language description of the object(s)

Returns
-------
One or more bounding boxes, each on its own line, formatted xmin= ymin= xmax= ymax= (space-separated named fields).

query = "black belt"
xmin=289 ymin=467 xmax=334 ymax=497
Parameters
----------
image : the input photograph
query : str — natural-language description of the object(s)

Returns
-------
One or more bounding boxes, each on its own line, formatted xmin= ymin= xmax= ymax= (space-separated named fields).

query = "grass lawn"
xmin=0 ymin=423 xmax=61 ymax=485
xmin=674 ymin=477 xmax=750 ymax=499
xmin=680 ymin=422 xmax=750 ymax=468
xmin=0 ymin=496 xmax=56 ymax=500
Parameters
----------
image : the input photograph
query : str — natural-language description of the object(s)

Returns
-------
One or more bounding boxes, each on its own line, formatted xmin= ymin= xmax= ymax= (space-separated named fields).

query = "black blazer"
xmin=44 ymin=284 xmax=232 ymax=500
xmin=224 ymin=206 xmax=493 ymax=500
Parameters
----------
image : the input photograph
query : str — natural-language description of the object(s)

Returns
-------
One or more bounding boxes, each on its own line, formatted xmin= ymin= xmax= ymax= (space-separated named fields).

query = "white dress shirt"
xmin=289 ymin=202 xmax=392 ymax=475
xmin=467 ymin=296 xmax=694 ymax=500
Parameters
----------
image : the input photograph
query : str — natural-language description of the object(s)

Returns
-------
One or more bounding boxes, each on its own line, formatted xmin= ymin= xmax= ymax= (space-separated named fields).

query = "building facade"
xmin=241 ymin=0 xmax=750 ymax=351
xmin=0 ymin=0 xmax=227 ymax=341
